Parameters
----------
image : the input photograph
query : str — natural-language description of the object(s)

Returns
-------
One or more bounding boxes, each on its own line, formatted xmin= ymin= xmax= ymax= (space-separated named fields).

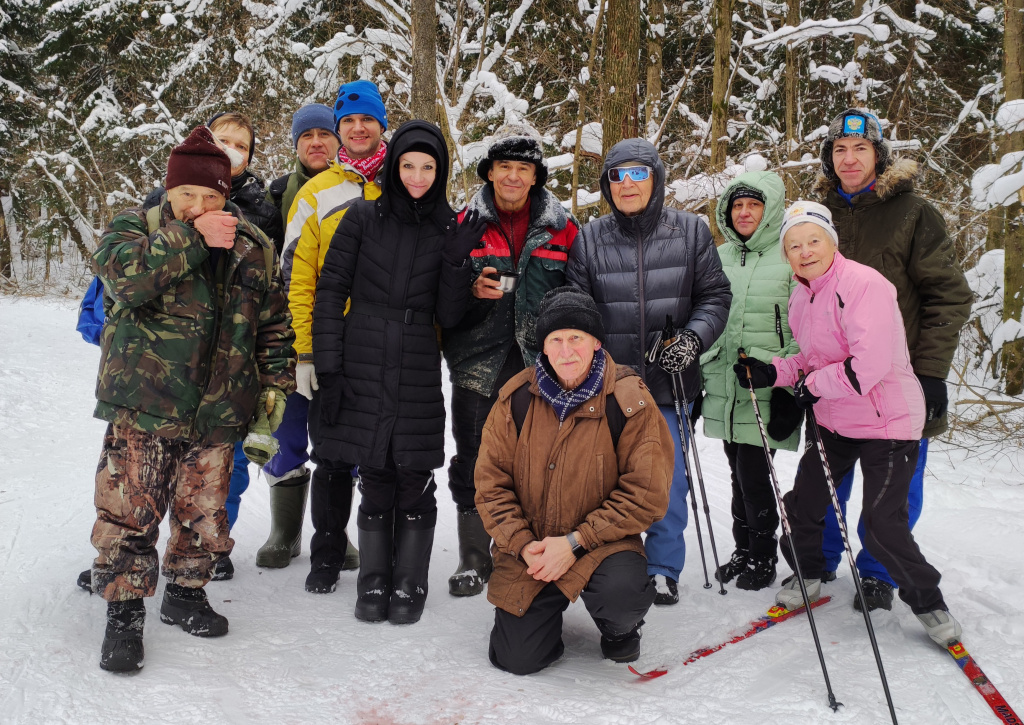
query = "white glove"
xmin=295 ymin=362 xmax=319 ymax=400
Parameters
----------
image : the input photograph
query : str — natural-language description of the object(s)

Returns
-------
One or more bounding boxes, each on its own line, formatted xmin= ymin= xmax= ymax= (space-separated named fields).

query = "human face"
xmin=832 ymin=137 xmax=877 ymax=194
xmin=608 ymin=162 xmax=654 ymax=217
xmin=211 ymin=123 xmax=251 ymax=177
xmin=784 ymin=223 xmax=837 ymax=282
xmin=543 ymin=329 xmax=601 ymax=389
xmin=398 ymin=151 xmax=437 ymax=199
xmin=297 ymin=128 xmax=341 ymax=173
xmin=337 ymin=114 xmax=383 ymax=159
xmin=488 ymin=160 xmax=536 ymax=213
xmin=730 ymin=197 xmax=765 ymax=240
xmin=167 ymin=184 xmax=227 ymax=222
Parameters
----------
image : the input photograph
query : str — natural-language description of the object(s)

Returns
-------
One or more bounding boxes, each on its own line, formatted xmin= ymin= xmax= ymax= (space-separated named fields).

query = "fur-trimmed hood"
xmin=465 ymin=183 xmax=570 ymax=234
xmin=813 ymin=158 xmax=920 ymax=202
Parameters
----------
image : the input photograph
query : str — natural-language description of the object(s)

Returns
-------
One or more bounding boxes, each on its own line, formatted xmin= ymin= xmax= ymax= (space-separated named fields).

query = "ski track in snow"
xmin=1 ymin=297 xmax=1022 ymax=725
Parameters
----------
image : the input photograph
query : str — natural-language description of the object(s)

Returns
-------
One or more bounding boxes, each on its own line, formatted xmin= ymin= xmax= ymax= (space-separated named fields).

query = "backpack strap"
xmin=510 ymin=382 xmax=532 ymax=437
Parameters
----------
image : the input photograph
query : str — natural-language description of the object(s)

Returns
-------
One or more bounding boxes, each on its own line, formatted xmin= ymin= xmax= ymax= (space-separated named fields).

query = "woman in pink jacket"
xmin=734 ymin=201 xmax=961 ymax=648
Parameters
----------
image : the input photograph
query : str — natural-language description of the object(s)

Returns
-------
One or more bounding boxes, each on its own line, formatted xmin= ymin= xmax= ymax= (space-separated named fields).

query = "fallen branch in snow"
xmin=955 ymin=399 xmax=1024 ymax=409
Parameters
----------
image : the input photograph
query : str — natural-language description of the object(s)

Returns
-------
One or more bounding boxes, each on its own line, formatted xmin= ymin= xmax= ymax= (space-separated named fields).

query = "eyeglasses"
xmin=608 ymin=166 xmax=652 ymax=183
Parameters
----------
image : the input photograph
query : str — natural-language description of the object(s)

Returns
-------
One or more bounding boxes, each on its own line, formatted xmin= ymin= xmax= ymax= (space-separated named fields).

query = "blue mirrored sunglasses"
xmin=608 ymin=165 xmax=652 ymax=183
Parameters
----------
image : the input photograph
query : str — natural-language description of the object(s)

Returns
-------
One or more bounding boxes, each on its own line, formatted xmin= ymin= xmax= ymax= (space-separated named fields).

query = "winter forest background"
xmin=0 ymin=0 xmax=1021 ymax=441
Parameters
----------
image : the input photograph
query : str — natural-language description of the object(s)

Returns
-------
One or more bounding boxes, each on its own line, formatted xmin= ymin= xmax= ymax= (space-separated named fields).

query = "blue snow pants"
xmin=645 ymin=405 xmax=692 ymax=581
xmin=263 ymin=391 xmax=311 ymax=478
xmin=821 ymin=438 xmax=928 ymax=586
xmin=225 ymin=442 xmax=250 ymax=529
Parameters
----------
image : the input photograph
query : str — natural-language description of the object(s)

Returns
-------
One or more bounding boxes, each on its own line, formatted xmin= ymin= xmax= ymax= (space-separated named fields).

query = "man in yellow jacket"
xmin=263 ymin=79 xmax=387 ymax=594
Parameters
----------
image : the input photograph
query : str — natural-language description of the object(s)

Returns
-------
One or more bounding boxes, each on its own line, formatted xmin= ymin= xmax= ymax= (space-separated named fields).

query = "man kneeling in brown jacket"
xmin=475 ymin=286 xmax=674 ymax=674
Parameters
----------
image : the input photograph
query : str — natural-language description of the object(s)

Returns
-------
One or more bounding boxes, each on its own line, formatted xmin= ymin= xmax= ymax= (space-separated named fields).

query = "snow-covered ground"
xmin=2 ymin=296 xmax=1022 ymax=725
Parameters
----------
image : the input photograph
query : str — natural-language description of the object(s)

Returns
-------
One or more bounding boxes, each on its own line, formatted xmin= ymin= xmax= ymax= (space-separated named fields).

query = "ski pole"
xmin=674 ymin=371 xmax=726 ymax=595
xmin=738 ymin=351 xmax=841 ymax=712
xmin=669 ymin=371 xmax=712 ymax=590
xmin=802 ymin=374 xmax=898 ymax=725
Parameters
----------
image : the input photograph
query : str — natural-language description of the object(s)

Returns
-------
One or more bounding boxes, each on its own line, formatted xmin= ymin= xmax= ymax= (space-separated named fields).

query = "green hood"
xmin=715 ymin=171 xmax=786 ymax=255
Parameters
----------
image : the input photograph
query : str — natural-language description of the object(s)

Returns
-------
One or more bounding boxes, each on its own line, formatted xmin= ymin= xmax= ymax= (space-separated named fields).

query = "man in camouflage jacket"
xmin=89 ymin=126 xmax=296 ymax=672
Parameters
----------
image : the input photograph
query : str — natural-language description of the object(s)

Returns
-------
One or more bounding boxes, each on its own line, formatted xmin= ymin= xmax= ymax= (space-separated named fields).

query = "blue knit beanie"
xmin=333 ymin=80 xmax=387 ymax=130
xmin=291 ymin=104 xmax=342 ymax=148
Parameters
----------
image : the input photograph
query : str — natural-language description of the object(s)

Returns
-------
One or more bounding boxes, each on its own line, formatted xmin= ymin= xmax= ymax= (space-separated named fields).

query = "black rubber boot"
xmin=354 ymin=510 xmax=394 ymax=623
xmin=736 ymin=555 xmax=778 ymax=591
xmin=256 ymin=473 xmax=310 ymax=568
xmin=159 ymin=583 xmax=229 ymax=637
xmin=715 ymin=548 xmax=749 ymax=584
xmin=211 ymin=555 xmax=234 ymax=581
xmin=600 ymin=624 xmax=643 ymax=663
xmin=854 ymin=576 xmax=895 ymax=612
xmin=100 ymin=599 xmax=145 ymax=672
xmin=306 ymin=467 xmax=354 ymax=593
xmin=448 ymin=506 xmax=493 ymax=597
xmin=78 ymin=568 xmax=92 ymax=592
xmin=389 ymin=513 xmax=436 ymax=625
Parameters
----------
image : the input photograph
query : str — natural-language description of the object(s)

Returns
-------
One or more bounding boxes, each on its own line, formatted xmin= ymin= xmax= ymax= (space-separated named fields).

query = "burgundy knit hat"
xmin=165 ymin=126 xmax=232 ymax=195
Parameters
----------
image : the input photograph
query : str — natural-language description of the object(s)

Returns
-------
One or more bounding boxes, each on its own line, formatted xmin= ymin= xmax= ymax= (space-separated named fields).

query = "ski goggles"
xmin=607 ymin=165 xmax=652 ymax=183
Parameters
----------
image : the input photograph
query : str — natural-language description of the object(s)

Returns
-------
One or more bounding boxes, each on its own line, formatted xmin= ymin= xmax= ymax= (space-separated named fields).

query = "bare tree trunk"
xmin=449 ymin=0 xmax=464 ymax=99
xmin=783 ymin=0 xmax=801 ymax=199
xmin=600 ymin=0 xmax=642 ymax=215
xmin=1000 ymin=0 xmax=1024 ymax=395
xmin=645 ymin=0 xmax=665 ymax=139
xmin=0 ymin=177 xmax=12 ymax=286
xmin=570 ymin=0 xmax=606 ymax=218
xmin=410 ymin=0 xmax=438 ymax=122
xmin=708 ymin=0 xmax=733 ymax=244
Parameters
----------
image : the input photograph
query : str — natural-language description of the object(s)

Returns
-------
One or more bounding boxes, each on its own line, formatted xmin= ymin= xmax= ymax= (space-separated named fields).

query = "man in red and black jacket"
xmin=442 ymin=123 xmax=579 ymax=599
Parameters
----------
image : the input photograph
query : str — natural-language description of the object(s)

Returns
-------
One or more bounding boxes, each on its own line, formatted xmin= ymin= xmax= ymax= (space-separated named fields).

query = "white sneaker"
xmin=916 ymin=609 xmax=963 ymax=647
xmin=775 ymin=576 xmax=821 ymax=611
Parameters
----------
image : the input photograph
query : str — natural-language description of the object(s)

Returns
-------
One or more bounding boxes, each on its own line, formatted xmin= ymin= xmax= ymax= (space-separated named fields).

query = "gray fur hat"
xmin=477 ymin=122 xmax=549 ymax=191
xmin=536 ymin=286 xmax=605 ymax=345
xmin=819 ymin=108 xmax=892 ymax=184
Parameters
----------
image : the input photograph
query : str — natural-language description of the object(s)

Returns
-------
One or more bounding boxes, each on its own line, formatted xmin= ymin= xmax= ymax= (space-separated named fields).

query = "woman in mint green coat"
xmin=699 ymin=170 xmax=801 ymax=590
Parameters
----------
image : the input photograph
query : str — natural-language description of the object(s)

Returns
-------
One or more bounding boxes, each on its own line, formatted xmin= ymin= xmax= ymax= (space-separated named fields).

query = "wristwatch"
xmin=566 ymin=532 xmax=586 ymax=560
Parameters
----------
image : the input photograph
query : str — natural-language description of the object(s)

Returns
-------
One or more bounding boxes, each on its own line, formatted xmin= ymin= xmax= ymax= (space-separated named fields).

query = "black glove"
xmin=767 ymin=387 xmax=803 ymax=441
xmin=444 ymin=209 xmax=487 ymax=265
xmin=917 ymin=375 xmax=948 ymax=422
xmin=690 ymin=391 xmax=704 ymax=426
xmin=734 ymin=355 xmax=777 ymax=389
xmin=793 ymin=377 xmax=820 ymax=409
xmin=658 ymin=329 xmax=702 ymax=375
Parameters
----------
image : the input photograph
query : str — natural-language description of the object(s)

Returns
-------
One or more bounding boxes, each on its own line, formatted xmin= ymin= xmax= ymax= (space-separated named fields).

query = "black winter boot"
xmin=100 ymin=599 xmax=145 ymax=672
xmin=715 ymin=549 xmax=749 ymax=584
xmin=78 ymin=568 xmax=93 ymax=592
xmin=600 ymin=624 xmax=643 ymax=663
xmin=160 ymin=583 xmax=229 ymax=637
xmin=389 ymin=513 xmax=436 ymax=625
xmin=256 ymin=472 xmax=309 ymax=568
xmin=854 ymin=576 xmax=895 ymax=612
xmin=448 ymin=507 xmax=493 ymax=597
xmin=736 ymin=555 xmax=778 ymax=591
xmin=306 ymin=467 xmax=354 ymax=593
xmin=354 ymin=510 xmax=394 ymax=622
xmin=211 ymin=555 xmax=234 ymax=581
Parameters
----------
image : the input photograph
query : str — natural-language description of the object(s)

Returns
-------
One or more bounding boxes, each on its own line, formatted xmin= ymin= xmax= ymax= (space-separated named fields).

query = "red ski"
xmin=947 ymin=642 xmax=1022 ymax=724
xmin=629 ymin=597 xmax=833 ymax=678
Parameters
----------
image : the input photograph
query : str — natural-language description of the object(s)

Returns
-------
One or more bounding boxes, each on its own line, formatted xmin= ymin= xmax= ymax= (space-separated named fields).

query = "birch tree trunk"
xmin=410 ymin=0 xmax=438 ymax=122
xmin=709 ymin=0 xmax=733 ymax=244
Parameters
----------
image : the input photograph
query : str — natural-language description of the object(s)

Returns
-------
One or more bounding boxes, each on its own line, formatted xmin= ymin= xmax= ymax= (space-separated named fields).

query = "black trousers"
xmin=308 ymin=387 xmax=355 ymax=571
xmin=358 ymin=445 xmax=438 ymax=523
xmin=723 ymin=441 xmax=779 ymax=559
xmin=781 ymin=430 xmax=944 ymax=613
xmin=488 ymin=552 xmax=655 ymax=676
xmin=447 ymin=350 xmax=524 ymax=509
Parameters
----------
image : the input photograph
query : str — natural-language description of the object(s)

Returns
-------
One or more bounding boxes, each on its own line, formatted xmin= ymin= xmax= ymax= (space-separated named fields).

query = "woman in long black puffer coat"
xmin=312 ymin=120 xmax=482 ymax=624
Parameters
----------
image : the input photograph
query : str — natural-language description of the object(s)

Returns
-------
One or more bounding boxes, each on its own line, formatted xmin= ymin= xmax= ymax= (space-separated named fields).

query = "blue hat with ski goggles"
xmin=608 ymin=165 xmax=652 ymax=183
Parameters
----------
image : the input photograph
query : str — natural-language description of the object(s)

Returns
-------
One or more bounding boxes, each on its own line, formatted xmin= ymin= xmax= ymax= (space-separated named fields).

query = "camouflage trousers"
xmin=91 ymin=424 xmax=234 ymax=601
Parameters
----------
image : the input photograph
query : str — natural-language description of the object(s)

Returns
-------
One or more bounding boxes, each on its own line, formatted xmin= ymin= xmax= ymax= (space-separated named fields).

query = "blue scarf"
xmin=535 ymin=348 xmax=606 ymax=423
xmin=837 ymin=180 xmax=876 ymax=207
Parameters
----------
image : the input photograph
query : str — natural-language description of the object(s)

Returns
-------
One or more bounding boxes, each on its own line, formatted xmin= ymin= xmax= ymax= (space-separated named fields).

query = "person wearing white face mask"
xmin=735 ymin=201 xmax=962 ymax=650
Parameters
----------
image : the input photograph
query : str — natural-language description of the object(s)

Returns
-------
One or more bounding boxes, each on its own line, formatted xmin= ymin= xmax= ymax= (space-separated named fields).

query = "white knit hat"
xmin=779 ymin=200 xmax=839 ymax=260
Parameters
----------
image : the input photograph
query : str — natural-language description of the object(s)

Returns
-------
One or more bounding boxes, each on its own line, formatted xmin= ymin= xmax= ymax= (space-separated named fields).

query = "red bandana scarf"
xmin=338 ymin=141 xmax=387 ymax=182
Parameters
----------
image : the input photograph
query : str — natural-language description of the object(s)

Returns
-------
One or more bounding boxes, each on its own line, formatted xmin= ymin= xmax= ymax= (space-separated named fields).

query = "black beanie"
xmin=535 ymin=286 xmax=605 ymax=345
xmin=477 ymin=122 xmax=549 ymax=191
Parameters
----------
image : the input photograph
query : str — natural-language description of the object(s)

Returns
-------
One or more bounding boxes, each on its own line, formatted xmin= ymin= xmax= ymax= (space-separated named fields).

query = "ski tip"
xmin=628 ymin=664 xmax=669 ymax=679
